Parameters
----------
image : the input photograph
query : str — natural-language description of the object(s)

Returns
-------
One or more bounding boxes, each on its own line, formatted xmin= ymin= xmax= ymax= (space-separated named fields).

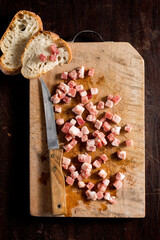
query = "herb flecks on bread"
xmin=21 ymin=31 xmax=72 ymax=79
xmin=0 ymin=10 xmax=43 ymax=75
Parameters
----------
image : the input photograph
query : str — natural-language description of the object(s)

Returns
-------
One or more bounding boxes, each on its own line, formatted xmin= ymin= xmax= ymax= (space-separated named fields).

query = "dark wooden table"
xmin=0 ymin=0 xmax=160 ymax=239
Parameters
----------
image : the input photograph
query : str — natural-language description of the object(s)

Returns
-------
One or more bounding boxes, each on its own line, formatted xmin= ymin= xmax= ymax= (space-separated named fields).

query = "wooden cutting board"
xmin=30 ymin=42 xmax=145 ymax=217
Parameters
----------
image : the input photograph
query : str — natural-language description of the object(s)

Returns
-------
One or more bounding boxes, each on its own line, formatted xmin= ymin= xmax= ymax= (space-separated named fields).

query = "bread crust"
xmin=21 ymin=31 xmax=72 ymax=79
xmin=0 ymin=10 xmax=43 ymax=75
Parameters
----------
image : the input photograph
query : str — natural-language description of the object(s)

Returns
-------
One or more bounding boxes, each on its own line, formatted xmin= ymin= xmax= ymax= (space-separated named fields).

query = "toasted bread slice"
xmin=0 ymin=10 xmax=43 ymax=75
xmin=21 ymin=31 xmax=72 ymax=79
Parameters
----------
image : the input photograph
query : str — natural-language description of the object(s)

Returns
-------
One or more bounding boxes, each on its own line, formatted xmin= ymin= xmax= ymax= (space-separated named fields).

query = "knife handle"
xmin=49 ymin=149 xmax=66 ymax=215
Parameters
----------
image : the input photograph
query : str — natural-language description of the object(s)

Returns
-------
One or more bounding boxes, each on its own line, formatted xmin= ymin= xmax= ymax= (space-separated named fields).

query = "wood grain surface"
xmin=0 ymin=0 xmax=160 ymax=239
xmin=30 ymin=42 xmax=145 ymax=217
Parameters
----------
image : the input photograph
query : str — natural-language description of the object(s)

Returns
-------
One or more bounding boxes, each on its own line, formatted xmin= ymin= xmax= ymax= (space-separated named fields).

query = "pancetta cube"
xmin=61 ymin=71 xmax=68 ymax=80
xmin=96 ymin=191 xmax=104 ymax=200
xmin=61 ymin=122 xmax=72 ymax=134
xmin=112 ymin=95 xmax=121 ymax=105
xmin=58 ymin=82 xmax=69 ymax=94
xmin=56 ymin=118 xmax=64 ymax=125
xmin=66 ymin=176 xmax=74 ymax=185
xmin=71 ymin=171 xmax=79 ymax=179
xmin=81 ymin=162 xmax=92 ymax=171
xmin=100 ymin=117 xmax=106 ymax=123
xmin=111 ymin=138 xmax=120 ymax=147
xmin=100 ymin=154 xmax=108 ymax=162
xmin=62 ymin=164 xmax=68 ymax=170
xmin=78 ymin=181 xmax=86 ymax=188
xmin=81 ymin=126 xmax=89 ymax=135
xmin=94 ymin=120 xmax=102 ymax=130
xmin=98 ymin=169 xmax=107 ymax=179
xmin=77 ymin=175 xmax=83 ymax=182
xmin=78 ymin=154 xmax=91 ymax=163
xmin=87 ymin=139 xmax=95 ymax=147
xmin=105 ymin=100 xmax=113 ymax=108
xmin=124 ymin=123 xmax=132 ymax=132
xmin=92 ymin=130 xmax=105 ymax=139
xmin=67 ymin=88 xmax=76 ymax=97
xmin=126 ymin=139 xmax=133 ymax=146
xmin=76 ymin=84 xmax=84 ymax=91
xmin=70 ymin=119 xmax=77 ymax=126
xmin=91 ymin=88 xmax=98 ymax=95
xmin=117 ymin=150 xmax=126 ymax=160
xmin=50 ymin=44 xmax=59 ymax=55
xmin=51 ymin=94 xmax=60 ymax=104
xmin=97 ymin=183 xmax=107 ymax=192
xmin=79 ymin=90 xmax=87 ymax=97
xmin=116 ymin=172 xmax=125 ymax=181
xmin=107 ymin=133 xmax=115 ymax=142
xmin=86 ymin=145 xmax=96 ymax=152
xmin=113 ymin=180 xmax=123 ymax=190
xmin=63 ymin=143 xmax=73 ymax=152
xmin=86 ymin=102 xmax=98 ymax=115
xmin=77 ymin=66 xmax=85 ymax=79
xmin=104 ymin=192 xmax=111 ymax=201
xmin=55 ymin=105 xmax=62 ymax=113
xmin=56 ymin=89 xmax=66 ymax=99
xmin=111 ymin=126 xmax=121 ymax=135
xmin=81 ymin=96 xmax=89 ymax=104
xmin=97 ymin=101 xmax=104 ymax=110
xmin=108 ymin=196 xmax=116 ymax=204
xmin=105 ymin=111 xmax=113 ymax=120
xmin=112 ymin=114 xmax=121 ymax=124
xmin=95 ymin=138 xmax=103 ymax=148
xmin=88 ymin=68 xmax=95 ymax=77
xmin=81 ymin=170 xmax=91 ymax=179
xmin=62 ymin=157 xmax=71 ymax=165
xmin=85 ymin=153 xmax=92 ymax=163
xmin=69 ymin=125 xmax=80 ymax=136
xmin=69 ymin=164 xmax=76 ymax=173
xmin=81 ymin=134 xmax=88 ymax=142
xmin=107 ymin=95 xmax=113 ymax=101
xmin=65 ymin=134 xmax=73 ymax=142
xmin=63 ymin=96 xmax=71 ymax=103
xmin=49 ymin=54 xmax=57 ymax=62
xmin=103 ymin=121 xmax=111 ymax=132
xmin=39 ymin=53 xmax=47 ymax=62
xmin=72 ymin=104 xmax=85 ymax=115
xmin=70 ymin=139 xmax=78 ymax=147
xmin=86 ymin=114 xmax=96 ymax=123
xmin=102 ymin=178 xmax=110 ymax=187
xmin=86 ymin=182 xmax=95 ymax=190
xmin=69 ymin=70 xmax=78 ymax=80
xmin=93 ymin=160 xmax=101 ymax=168
xmin=77 ymin=131 xmax=83 ymax=138
xmin=86 ymin=191 xmax=97 ymax=201
xmin=68 ymin=80 xmax=76 ymax=88
xmin=76 ymin=115 xmax=85 ymax=126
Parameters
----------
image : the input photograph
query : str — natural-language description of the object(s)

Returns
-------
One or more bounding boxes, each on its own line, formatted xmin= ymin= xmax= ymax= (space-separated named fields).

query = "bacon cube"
xmin=112 ymin=114 xmax=121 ymax=124
xmin=88 ymin=68 xmax=95 ymax=77
xmin=61 ymin=71 xmax=68 ymax=80
xmin=54 ymin=105 xmax=62 ymax=113
xmin=70 ymin=119 xmax=76 ymax=126
xmin=107 ymin=95 xmax=113 ymax=101
xmin=111 ymin=138 xmax=120 ymax=147
xmin=86 ymin=191 xmax=97 ymax=201
xmin=87 ymin=139 xmax=95 ymax=147
xmin=76 ymin=84 xmax=84 ymax=91
xmin=105 ymin=111 xmax=113 ymax=120
xmin=86 ymin=102 xmax=98 ymax=115
xmin=93 ymin=160 xmax=101 ymax=168
xmin=100 ymin=117 xmax=106 ymax=123
xmin=65 ymin=134 xmax=73 ymax=142
xmin=97 ymin=183 xmax=107 ymax=192
xmin=86 ymin=145 xmax=96 ymax=152
xmin=78 ymin=181 xmax=86 ymax=188
xmin=111 ymin=126 xmax=121 ymax=135
xmin=113 ymin=180 xmax=123 ymax=190
xmin=77 ymin=66 xmax=85 ymax=79
xmin=51 ymin=94 xmax=60 ymax=104
xmin=77 ymin=131 xmax=83 ymax=138
xmin=104 ymin=192 xmax=111 ymax=201
xmin=50 ymin=44 xmax=59 ymax=55
xmin=102 ymin=178 xmax=110 ymax=187
xmin=86 ymin=182 xmax=95 ymax=190
xmin=58 ymin=82 xmax=69 ymax=94
xmin=103 ymin=121 xmax=111 ymax=132
xmin=72 ymin=104 xmax=85 ymax=115
xmin=117 ymin=150 xmax=126 ymax=160
xmin=100 ymin=154 xmax=108 ymax=162
xmin=69 ymin=165 xmax=76 ymax=173
xmin=91 ymin=88 xmax=98 ymax=95
xmin=77 ymin=175 xmax=83 ymax=182
xmin=81 ymin=134 xmax=88 ymax=142
xmin=107 ymin=133 xmax=115 ymax=142
xmin=62 ymin=164 xmax=68 ymax=170
xmin=68 ymin=80 xmax=76 ymax=88
xmin=63 ymin=143 xmax=73 ymax=152
xmin=126 ymin=139 xmax=134 ymax=146
xmin=97 ymin=101 xmax=104 ymax=110
xmin=105 ymin=100 xmax=113 ymax=108
xmin=56 ymin=118 xmax=64 ymax=125
xmin=66 ymin=176 xmax=74 ymax=185
xmin=95 ymin=138 xmax=103 ymax=148
xmin=39 ymin=53 xmax=47 ymax=62
xmin=69 ymin=70 xmax=78 ymax=80
xmin=79 ymin=90 xmax=87 ymax=97
xmin=71 ymin=171 xmax=79 ymax=179
xmin=81 ymin=126 xmax=89 ymax=135
xmin=124 ymin=123 xmax=132 ymax=132
xmin=81 ymin=162 xmax=92 ymax=171
xmin=92 ymin=130 xmax=105 ymax=139
xmin=70 ymin=139 xmax=78 ymax=147
xmin=108 ymin=196 xmax=116 ymax=204
xmin=67 ymin=88 xmax=77 ymax=97
xmin=56 ymin=89 xmax=66 ymax=99
xmin=62 ymin=157 xmax=71 ymax=165
xmin=78 ymin=154 xmax=91 ymax=163
xmin=112 ymin=95 xmax=121 ymax=105
xmin=81 ymin=170 xmax=91 ymax=179
xmin=86 ymin=114 xmax=96 ymax=123
xmin=69 ymin=126 xmax=80 ymax=137
xmin=61 ymin=122 xmax=72 ymax=134
xmin=116 ymin=172 xmax=125 ymax=181
xmin=98 ymin=169 xmax=107 ymax=179
xmin=81 ymin=96 xmax=89 ymax=104
xmin=63 ymin=96 xmax=71 ymax=103
xmin=49 ymin=54 xmax=57 ymax=62
xmin=94 ymin=120 xmax=102 ymax=130
xmin=76 ymin=115 xmax=85 ymax=126
xmin=96 ymin=191 xmax=104 ymax=200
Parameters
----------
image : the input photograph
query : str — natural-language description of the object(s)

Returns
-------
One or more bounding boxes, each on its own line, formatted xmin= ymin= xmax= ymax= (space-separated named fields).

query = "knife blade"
xmin=40 ymin=77 xmax=66 ymax=216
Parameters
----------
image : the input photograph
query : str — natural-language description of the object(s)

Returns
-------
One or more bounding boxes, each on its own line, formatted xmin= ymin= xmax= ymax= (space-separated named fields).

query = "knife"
xmin=40 ymin=77 xmax=66 ymax=215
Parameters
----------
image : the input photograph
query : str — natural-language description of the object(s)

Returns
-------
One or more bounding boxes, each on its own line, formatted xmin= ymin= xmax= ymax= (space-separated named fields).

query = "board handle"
xmin=49 ymin=148 xmax=66 ymax=215
xmin=72 ymin=30 xmax=105 ymax=42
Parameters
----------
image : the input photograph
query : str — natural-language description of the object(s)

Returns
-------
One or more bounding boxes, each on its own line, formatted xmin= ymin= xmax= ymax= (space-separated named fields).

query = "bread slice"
xmin=21 ymin=31 xmax=72 ymax=79
xmin=0 ymin=10 xmax=43 ymax=75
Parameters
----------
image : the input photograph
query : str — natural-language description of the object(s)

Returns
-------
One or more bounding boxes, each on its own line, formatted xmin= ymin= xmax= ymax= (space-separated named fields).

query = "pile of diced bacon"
xmin=51 ymin=66 xmax=133 ymax=203
xmin=39 ymin=44 xmax=60 ymax=62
